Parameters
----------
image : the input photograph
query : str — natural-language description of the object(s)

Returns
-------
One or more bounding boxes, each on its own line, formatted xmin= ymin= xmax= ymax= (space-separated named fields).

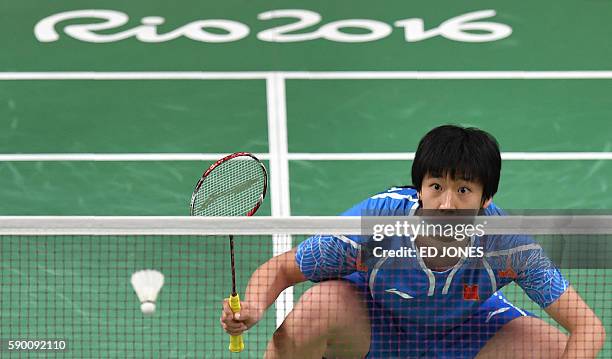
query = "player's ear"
xmin=481 ymin=197 xmax=493 ymax=209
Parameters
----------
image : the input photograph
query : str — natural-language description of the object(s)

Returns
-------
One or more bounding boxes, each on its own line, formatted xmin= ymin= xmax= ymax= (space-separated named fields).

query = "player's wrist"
xmin=251 ymin=302 xmax=265 ymax=321
xmin=239 ymin=299 xmax=265 ymax=323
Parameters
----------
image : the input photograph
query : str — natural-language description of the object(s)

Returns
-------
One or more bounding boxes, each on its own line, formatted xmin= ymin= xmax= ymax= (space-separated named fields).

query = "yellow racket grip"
xmin=228 ymin=293 xmax=245 ymax=353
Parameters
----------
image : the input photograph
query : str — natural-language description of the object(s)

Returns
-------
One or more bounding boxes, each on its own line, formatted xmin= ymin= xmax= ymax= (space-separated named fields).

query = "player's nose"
xmin=438 ymin=191 xmax=456 ymax=210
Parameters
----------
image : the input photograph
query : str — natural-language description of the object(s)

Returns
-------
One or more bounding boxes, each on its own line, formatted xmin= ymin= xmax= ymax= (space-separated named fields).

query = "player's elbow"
xmin=592 ymin=320 xmax=606 ymax=351
xmin=577 ymin=315 xmax=606 ymax=352
xmin=587 ymin=323 xmax=607 ymax=356
xmin=590 ymin=313 xmax=605 ymax=345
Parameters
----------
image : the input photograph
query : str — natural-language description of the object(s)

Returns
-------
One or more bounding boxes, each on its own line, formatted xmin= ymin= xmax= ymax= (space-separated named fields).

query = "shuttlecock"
xmin=131 ymin=269 xmax=164 ymax=315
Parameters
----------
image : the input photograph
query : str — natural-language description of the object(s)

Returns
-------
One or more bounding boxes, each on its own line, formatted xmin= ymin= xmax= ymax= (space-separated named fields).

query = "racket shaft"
xmin=228 ymin=293 xmax=245 ymax=352
xmin=230 ymin=235 xmax=237 ymax=295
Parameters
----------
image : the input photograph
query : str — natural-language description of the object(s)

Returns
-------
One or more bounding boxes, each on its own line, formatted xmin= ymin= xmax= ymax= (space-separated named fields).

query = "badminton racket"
xmin=189 ymin=152 xmax=267 ymax=352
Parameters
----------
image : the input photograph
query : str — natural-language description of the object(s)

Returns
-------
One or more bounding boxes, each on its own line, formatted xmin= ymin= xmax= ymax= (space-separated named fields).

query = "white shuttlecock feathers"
xmin=131 ymin=269 xmax=164 ymax=315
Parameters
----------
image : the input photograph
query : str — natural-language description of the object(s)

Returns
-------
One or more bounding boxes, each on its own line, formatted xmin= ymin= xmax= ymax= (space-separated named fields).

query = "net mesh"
xmin=191 ymin=156 xmax=266 ymax=216
xmin=0 ymin=217 xmax=610 ymax=358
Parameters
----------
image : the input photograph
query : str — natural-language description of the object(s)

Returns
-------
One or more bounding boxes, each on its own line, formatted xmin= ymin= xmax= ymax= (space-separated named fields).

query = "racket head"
xmin=189 ymin=152 xmax=268 ymax=217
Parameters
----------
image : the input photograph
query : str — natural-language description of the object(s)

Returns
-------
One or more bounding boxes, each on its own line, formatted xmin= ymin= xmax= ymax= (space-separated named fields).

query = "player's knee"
xmin=283 ymin=280 xmax=367 ymax=335
xmin=271 ymin=281 xmax=370 ymax=357
xmin=269 ymin=286 xmax=334 ymax=356
xmin=480 ymin=316 xmax=568 ymax=358
xmin=301 ymin=281 xmax=371 ymax=337
xmin=513 ymin=316 xmax=568 ymax=352
xmin=269 ymin=324 xmax=301 ymax=355
xmin=297 ymin=280 xmax=362 ymax=316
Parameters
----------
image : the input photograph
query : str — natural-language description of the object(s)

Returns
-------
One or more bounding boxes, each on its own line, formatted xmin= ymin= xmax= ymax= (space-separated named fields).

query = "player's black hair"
xmin=411 ymin=125 xmax=501 ymax=201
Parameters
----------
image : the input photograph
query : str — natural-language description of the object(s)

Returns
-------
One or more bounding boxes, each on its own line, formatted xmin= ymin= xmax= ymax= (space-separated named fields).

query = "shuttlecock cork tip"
xmin=141 ymin=301 xmax=156 ymax=314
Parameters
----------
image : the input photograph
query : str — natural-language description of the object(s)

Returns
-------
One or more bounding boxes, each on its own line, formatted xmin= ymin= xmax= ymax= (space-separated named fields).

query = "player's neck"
xmin=414 ymin=235 xmax=469 ymax=271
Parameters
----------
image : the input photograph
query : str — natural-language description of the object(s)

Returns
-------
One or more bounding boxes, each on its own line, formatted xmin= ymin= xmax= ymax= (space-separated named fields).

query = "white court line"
xmin=502 ymin=152 xmax=612 ymax=160
xmin=266 ymin=73 xmax=293 ymax=328
xmin=288 ymin=152 xmax=612 ymax=161
xmin=283 ymin=71 xmax=612 ymax=80
xmin=2 ymin=71 xmax=612 ymax=80
xmin=2 ymin=152 xmax=612 ymax=161
xmin=0 ymin=72 xmax=269 ymax=80
xmin=0 ymin=153 xmax=270 ymax=161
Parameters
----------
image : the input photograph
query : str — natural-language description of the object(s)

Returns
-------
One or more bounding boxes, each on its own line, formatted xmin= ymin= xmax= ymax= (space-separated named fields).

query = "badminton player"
xmin=220 ymin=125 xmax=606 ymax=358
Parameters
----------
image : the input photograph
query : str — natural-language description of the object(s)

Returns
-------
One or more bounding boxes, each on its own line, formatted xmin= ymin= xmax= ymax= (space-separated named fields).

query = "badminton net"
xmin=0 ymin=216 xmax=610 ymax=358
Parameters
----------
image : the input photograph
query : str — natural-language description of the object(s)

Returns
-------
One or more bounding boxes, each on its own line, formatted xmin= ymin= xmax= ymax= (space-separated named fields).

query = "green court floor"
xmin=1 ymin=0 xmax=612 ymax=357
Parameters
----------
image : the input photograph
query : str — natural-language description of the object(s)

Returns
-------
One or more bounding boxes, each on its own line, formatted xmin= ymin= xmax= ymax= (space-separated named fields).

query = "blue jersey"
xmin=295 ymin=187 xmax=569 ymax=334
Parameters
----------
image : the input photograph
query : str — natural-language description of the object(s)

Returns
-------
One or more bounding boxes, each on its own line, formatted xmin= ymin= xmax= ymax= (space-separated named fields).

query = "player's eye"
xmin=458 ymin=187 xmax=471 ymax=194
xmin=430 ymin=183 xmax=442 ymax=191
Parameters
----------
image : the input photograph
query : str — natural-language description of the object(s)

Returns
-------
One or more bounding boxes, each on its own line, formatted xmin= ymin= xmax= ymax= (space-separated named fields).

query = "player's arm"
xmin=511 ymin=239 xmax=606 ymax=359
xmin=220 ymin=230 xmax=362 ymax=335
xmin=544 ymin=285 xmax=606 ymax=359
xmin=220 ymin=248 xmax=306 ymax=335
xmin=244 ymin=247 xmax=307 ymax=321
xmin=219 ymin=191 xmax=384 ymax=335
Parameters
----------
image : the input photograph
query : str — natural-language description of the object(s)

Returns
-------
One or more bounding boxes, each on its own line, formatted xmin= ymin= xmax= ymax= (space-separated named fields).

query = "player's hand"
xmin=220 ymin=299 xmax=262 ymax=336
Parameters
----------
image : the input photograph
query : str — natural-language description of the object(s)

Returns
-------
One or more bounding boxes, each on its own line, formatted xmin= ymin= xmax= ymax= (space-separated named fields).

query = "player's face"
xmin=419 ymin=173 xmax=492 ymax=210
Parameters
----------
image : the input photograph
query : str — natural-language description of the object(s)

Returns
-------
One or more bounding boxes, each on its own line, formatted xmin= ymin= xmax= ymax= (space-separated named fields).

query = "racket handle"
xmin=228 ymin=293 xmax=245 ymax=353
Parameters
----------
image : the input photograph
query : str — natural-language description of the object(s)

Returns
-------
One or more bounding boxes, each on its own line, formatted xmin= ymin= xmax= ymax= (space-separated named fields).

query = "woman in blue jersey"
xmin=220 ymin=125 xmax=606 ymax=358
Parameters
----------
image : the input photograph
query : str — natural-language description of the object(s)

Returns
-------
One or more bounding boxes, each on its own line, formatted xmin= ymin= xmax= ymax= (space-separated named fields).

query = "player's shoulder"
xmin=479 ymin=202 xmax=540 ymax=252
xmin=483 ymin=201 xmax=505 ymax=216
xmin=342 ymin=186 xmax=420 ymax=216
xmin=370 ymin=186 xmax=419 ymax=201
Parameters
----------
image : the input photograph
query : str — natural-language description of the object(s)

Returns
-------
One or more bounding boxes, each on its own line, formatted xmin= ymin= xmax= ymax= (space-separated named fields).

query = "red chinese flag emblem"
xmin=356 ymin=251 xmax=368 ymax=271
xmin=499 ymin=267 xmax=517 ymax=279
xmin=499 ymin=258 xmax=518 ymax=279
xmin=463 ymin=284 xmax=480 ymax=300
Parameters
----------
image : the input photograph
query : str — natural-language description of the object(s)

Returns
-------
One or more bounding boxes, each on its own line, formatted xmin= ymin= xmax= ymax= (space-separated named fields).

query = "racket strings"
xmin=192 ymin=158 xmax=265 ymax=216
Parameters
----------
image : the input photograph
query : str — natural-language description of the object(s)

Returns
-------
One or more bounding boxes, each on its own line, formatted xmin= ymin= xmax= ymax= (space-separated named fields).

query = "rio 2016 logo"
xmin=34 ymin=9 xmax=512 ymax=44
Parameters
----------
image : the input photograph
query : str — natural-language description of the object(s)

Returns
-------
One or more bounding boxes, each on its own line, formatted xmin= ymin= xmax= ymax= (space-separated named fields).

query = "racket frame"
xmin=189 ymin=151 xmax=268 ymax=216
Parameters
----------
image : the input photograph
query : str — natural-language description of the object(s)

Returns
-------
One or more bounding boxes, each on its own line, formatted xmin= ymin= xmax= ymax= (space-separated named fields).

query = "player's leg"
xmin=475 ymin=316 xmax=567 ymax=358
xmin=264 ymin=280 xmax=371 ymax=359
xmin=432 ymin=292 xmax=568 ymax=358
